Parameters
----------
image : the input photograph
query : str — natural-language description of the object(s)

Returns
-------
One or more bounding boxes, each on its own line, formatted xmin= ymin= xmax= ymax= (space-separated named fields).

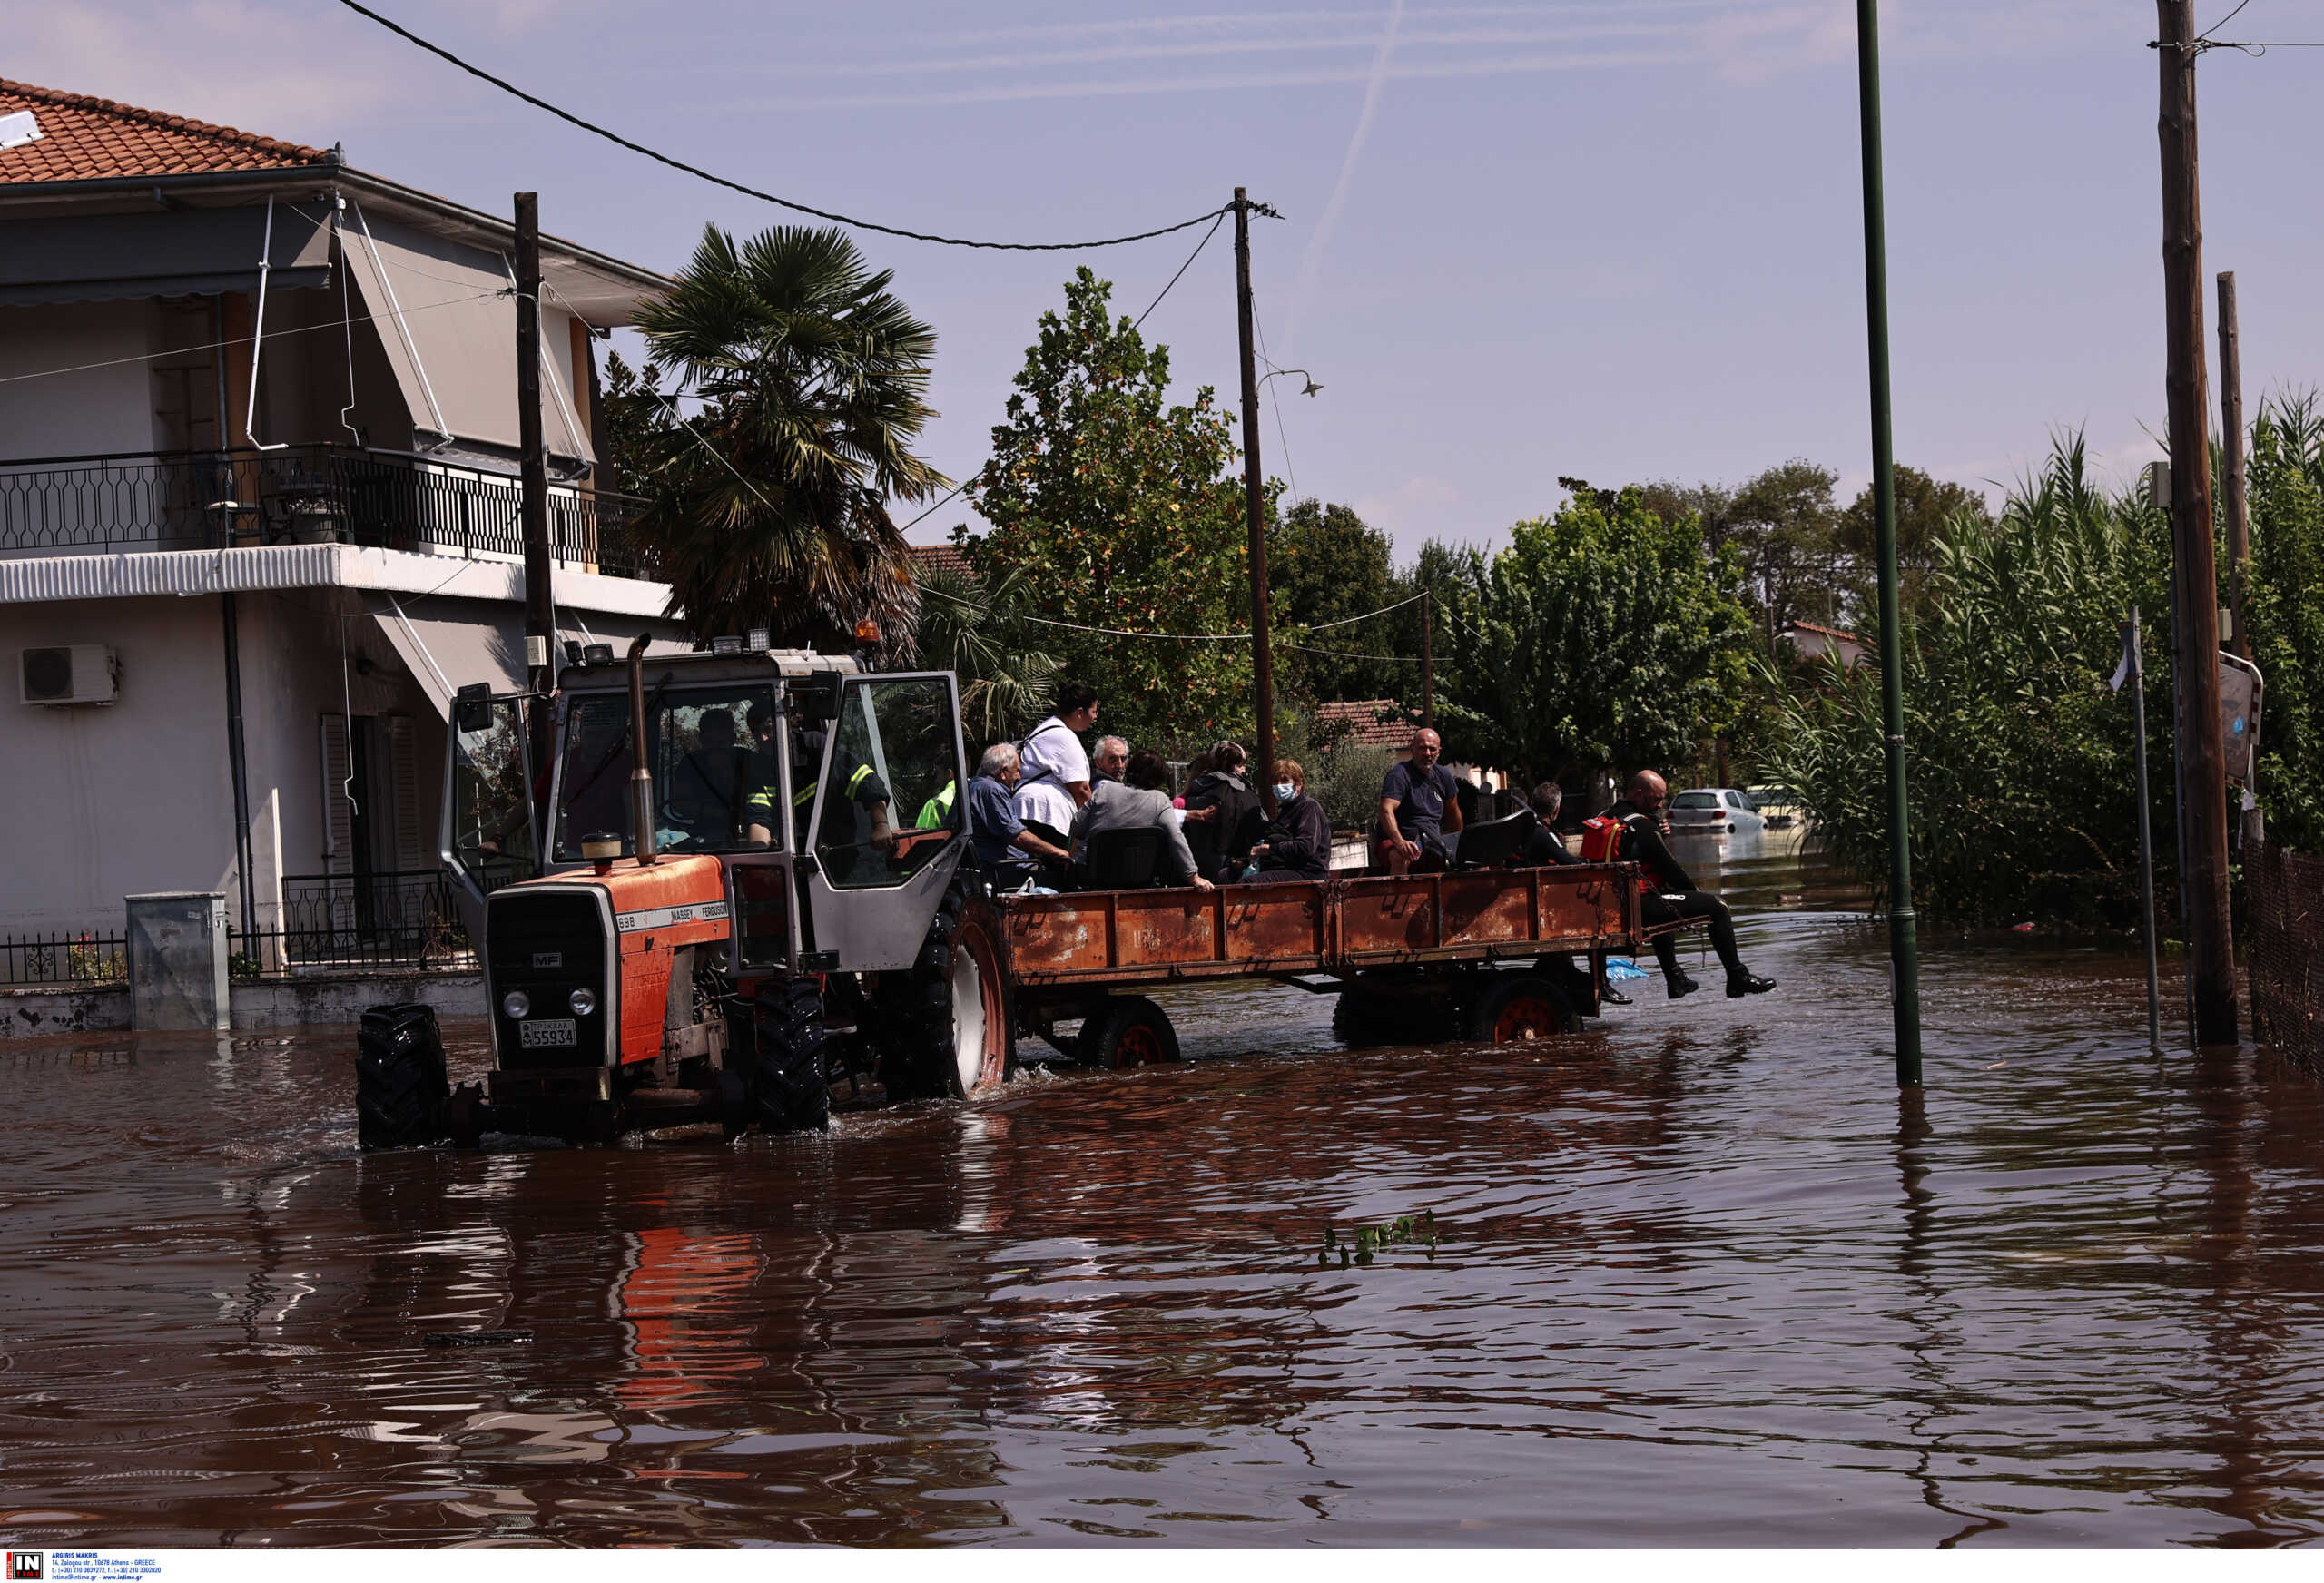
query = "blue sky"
xmin=23 ymin=0 xmax=2324 ymax=555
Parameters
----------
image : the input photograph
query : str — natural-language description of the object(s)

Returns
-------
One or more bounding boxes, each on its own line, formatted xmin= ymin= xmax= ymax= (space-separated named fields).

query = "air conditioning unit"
xmin=20 ymin=645 xmax=118 ymax=706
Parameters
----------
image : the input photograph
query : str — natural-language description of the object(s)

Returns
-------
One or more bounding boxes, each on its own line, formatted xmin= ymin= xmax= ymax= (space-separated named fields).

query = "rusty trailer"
xmin=1000 ymin=863 xmax=1644 ymax=1064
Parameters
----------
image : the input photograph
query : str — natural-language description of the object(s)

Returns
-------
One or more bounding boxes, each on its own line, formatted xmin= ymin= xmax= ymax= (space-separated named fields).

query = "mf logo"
xmin=8 ymin=1554 xmax=44 ymax=1581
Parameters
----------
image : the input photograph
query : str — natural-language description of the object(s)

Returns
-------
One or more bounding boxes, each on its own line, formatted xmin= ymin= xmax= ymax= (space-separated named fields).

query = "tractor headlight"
xmin=501 ymin=989 xmax=531 ymax=1019
xmin=568 ymin=987 xmax=598 ymax=1017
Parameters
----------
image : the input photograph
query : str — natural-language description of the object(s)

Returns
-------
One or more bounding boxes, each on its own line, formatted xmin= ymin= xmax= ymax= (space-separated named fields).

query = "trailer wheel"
xmin=876 ymin=882 xmax=1016 ymax=1101
xmin=1331 ymin=983 xmax=1434 ymax=1048
xmin=356 ymin=1002 xmax=449 ymax=1149
xmin=751 ymin=977 xmax=832 ymax=1134
xmin=1465 ymin=973 xmax=1578 ymax=1043
xmin=1082 ymin=997 xmax=1179 ymax=1069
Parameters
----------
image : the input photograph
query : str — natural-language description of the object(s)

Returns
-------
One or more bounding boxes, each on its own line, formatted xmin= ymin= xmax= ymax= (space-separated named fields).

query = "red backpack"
xmin=1578 ymin=814 xmax=1626 ymax=864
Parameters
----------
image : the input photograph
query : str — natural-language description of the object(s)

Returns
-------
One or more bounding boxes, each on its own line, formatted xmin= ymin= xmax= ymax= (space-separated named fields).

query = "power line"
xmin=333 ymin=0 xmax=1236 ymax=252
xmin=1133 ymin=210 xmax=1228 ymax=329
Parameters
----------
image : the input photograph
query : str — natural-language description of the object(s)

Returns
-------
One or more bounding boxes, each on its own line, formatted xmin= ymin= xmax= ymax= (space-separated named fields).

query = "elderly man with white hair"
xmin=1091 ymin=735 xmax=1130 ymax=784
xmin=966 ymin=741 xmax=1070 ymax=885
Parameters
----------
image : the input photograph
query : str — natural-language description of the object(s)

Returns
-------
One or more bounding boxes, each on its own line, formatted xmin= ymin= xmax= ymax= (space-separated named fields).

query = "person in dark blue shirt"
xmin=1376 ymin=728 xmax=1465 ymax=872
xmin=965 ymin=742 xmax=1068 ymax=885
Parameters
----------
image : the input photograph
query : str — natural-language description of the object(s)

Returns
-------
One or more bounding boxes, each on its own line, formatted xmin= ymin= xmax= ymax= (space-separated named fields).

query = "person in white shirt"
xmin=1012 ymin=683 xmax=1099 ymax=841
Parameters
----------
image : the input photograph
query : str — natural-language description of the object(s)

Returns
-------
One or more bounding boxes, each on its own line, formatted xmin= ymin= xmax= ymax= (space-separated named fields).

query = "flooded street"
xmin=8 ymin=834 xmax=2324 ymax=1548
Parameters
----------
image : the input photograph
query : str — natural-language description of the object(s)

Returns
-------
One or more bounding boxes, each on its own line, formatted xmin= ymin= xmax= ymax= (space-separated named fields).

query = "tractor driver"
xmin=743 ymin=705 xmax=894 ymax=879
xmin=669 ymin=708 xmax=762 ymax=848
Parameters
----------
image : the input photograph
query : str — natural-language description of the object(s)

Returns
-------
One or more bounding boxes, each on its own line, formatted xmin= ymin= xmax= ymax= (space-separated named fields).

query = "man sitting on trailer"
xmin=964 ymin=742 xmax=1070 ymax=889
xmin=1377 ymin=728 xmax=1465 ymax=872
xmin=1604 ymin=770 xmax=1775 ymax=1001
xmin=1520 ymin=780 xmax=1630 ymax=1008
xmin=1091 ymin=735 xmax=1130 ymax=785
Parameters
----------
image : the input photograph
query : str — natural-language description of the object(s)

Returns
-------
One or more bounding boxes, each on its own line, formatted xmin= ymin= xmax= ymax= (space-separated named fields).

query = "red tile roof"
xmin=0 ymin=79 xmax=330 ymax=186
xmin=1313 ymin=698 xmax=1419 ymax=749
xmin=910 ymin=543 xmax=973 ymax=581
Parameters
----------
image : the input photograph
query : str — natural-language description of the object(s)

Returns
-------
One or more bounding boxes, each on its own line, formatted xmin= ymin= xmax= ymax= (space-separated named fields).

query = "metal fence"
xmin=2249 ymin=840 xmax=2324 ymax=1077
xmin=240 ymin=870 xmax=476 ymax=975
xmin=1 ymin=931 xmax=130 ymax=986
xmin=0 ymin=445 xmax=653 ymax=577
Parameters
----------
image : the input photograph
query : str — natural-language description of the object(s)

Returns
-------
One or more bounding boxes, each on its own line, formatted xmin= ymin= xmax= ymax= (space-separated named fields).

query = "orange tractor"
xmin=355 ymin=636 xmax=1009 ymax=1147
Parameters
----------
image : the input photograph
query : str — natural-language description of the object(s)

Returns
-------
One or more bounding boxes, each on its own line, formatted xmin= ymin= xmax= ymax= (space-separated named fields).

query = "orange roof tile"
xmin=0 ymin=79 xmax=330 ymax=186
xmin=910 ymin=543 xmax=974 ymax=581
xmin=1313 ymin=698 xmax=1418 ymax=749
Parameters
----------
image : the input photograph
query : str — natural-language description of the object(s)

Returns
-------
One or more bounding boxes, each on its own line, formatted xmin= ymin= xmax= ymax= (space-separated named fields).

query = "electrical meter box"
xmin=126 ymin=891 xmax=229 ymax=1031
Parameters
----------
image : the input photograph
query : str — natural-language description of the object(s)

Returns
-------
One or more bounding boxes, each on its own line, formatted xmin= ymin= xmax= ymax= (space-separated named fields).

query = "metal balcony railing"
xmin=0 ymin=445 xmax=655 ymax=578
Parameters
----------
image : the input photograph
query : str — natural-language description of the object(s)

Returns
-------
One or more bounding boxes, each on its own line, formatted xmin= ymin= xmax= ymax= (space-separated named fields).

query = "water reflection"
xmin=5 ymin=838 xmax=2324 ymax=1546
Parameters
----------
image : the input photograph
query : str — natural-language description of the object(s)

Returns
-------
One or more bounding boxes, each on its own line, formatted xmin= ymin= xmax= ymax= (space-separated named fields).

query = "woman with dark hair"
xmin=1071 ymin=750 xmax=1213 ymax=890
xmin=1182 ymin=738 xmax=1259 ymax=882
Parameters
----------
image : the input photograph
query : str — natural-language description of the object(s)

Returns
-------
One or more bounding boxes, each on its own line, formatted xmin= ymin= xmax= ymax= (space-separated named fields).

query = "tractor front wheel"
xmin=356 ymin=1002 xmax=450 ymax=1149
xmin=751 ymin=977 xmax=832 ymax=1134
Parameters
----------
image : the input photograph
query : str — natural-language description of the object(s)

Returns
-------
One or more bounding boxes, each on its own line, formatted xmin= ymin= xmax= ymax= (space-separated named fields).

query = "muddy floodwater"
xmin=8 ymin=831 xmax=2324 ymax=1548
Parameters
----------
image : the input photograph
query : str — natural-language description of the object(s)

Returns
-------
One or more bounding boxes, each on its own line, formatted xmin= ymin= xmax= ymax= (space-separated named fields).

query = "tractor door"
xmin=440 ymin=685 xmax=537 ymax=948
xmin=799 ymin=672 xmax=970 ymax=972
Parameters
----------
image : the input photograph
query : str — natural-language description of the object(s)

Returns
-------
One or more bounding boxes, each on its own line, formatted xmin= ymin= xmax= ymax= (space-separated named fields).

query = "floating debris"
xmin=423 ymin=1329 xmax=535 ymax=1348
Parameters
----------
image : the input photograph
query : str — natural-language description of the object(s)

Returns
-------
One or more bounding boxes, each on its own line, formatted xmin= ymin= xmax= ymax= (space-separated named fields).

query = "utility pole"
xmin=1234 ymin=188 xmax=1277 ymax=817
xmin=2217 ymin=270 xmax=2250 ymax=662
xmin=515 ymin=192 xmax=556 ymax=800
xmin=1419 ymin=587 xmax=1434 ymax=731
xmin=1855 ymin=0 xmax=1923 ymax=1086
xmin=2155 ymin=0 xmax=2238 ymax=1046
xmin=2129 ymin=608 xmax=2162 ymax=1047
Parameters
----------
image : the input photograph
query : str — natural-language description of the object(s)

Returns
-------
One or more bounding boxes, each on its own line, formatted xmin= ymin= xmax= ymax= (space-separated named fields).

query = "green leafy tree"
xmin=1269 ymin=498 xmax=1403 ymax=703
xmin=626 ymin=224 xmax=944 ymax=649
xmin=1837 ymin=463 xmax=1994 ymax=620
xmin=1728 ymin=459 xmax=1845 ymax=644
xmin=966 ymin=267 xmax=1261 ymax=743
xmin=1433 ymin=483 xmax=1752 ymax=785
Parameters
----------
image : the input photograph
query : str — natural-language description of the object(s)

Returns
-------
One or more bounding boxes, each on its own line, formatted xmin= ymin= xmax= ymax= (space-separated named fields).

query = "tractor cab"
xmin=441 ymin=648 xmax=971 ymax=978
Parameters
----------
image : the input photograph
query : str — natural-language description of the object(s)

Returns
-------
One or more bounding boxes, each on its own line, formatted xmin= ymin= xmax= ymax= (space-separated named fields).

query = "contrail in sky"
xmin=1287 ymin=0 xmax=1405 ymax=357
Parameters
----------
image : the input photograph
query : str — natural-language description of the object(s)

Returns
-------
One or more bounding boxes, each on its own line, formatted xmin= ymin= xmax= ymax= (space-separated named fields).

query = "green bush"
xmin=1762 ymin=436 xmax=2174 ymax=924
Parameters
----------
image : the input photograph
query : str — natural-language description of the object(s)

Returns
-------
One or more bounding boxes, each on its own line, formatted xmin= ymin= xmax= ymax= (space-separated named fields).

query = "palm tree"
xmin=628 ymin=225 xmax=945 ymax=649
xmin=912 ymin=561 xmax=1062 ymax=742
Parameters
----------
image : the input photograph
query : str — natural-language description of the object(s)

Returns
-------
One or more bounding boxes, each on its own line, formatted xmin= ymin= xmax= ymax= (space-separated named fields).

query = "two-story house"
xmin=0 ymin=78 xmax=684 ymax=955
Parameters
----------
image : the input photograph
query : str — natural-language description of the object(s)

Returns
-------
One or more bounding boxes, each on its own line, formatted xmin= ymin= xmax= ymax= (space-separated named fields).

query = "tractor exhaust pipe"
xmin=627 ymin=633 xmax=656 ymax=864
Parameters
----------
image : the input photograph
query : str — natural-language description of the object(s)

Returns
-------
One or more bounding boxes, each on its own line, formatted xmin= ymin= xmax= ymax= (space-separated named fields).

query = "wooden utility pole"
xmin=515 ymin=192 xmax=556 ymax=794
xmin=2217 ymin=270 xmax=2250 ymax=662
xmin=1233 ymin=188 xmax=1277 ymax=816
xmin=2155 ymin=1 xmax=2237 ymax=1045
xmin=1419 ymin=587 xmax=1434 ymax=731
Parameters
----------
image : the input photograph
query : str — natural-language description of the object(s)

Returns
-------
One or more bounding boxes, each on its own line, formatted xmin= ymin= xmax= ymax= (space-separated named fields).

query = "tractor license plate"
xmin=519 ymin=1018 xmax=577 ymax=1048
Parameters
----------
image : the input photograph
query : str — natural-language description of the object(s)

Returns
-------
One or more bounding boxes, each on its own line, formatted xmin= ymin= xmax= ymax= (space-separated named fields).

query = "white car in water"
xmin=1667 ymin=787 xmax=1766 ymax=835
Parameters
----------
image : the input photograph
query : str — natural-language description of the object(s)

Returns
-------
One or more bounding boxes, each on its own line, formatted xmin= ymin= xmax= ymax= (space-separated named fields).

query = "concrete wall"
xmin=0 ymin=587 xmax=436 ymax=936
xmin=1 ymin=970 xmax=484 ymax=1041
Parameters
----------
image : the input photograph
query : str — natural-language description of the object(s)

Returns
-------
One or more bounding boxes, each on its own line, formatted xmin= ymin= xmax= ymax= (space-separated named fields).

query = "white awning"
xmin=0 ymin=203 xmax=333 ymax=307
xmin=340 ymin=205 xmax=594 ymax=464
xmin=364 ymin=593 xmax=686 ymax=718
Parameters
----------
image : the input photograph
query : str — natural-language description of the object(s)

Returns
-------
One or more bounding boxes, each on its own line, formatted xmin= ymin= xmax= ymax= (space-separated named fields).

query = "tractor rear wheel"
xmin=875 ymin=880 xmax=1016 ymax=1102
xmin=751 ymin=977 xmax=832 ymax=1134
xmin=1464 ymin=973 xmax=1579 ymax=1043
xmin=356 ymin=1002 xmax=449 ymax=1149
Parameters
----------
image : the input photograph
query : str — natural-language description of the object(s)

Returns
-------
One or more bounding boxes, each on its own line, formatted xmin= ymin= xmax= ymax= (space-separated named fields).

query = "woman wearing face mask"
xmin=1239 ymin=759 xmax=1333 ymax=883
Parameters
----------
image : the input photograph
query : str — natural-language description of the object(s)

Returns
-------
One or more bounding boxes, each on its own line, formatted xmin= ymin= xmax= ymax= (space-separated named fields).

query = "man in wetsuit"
xmin=1607 ymin=770 xmax=1775 ymax=1000
xmin=1521 ymin=780 xmax=1631 ymax=1009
